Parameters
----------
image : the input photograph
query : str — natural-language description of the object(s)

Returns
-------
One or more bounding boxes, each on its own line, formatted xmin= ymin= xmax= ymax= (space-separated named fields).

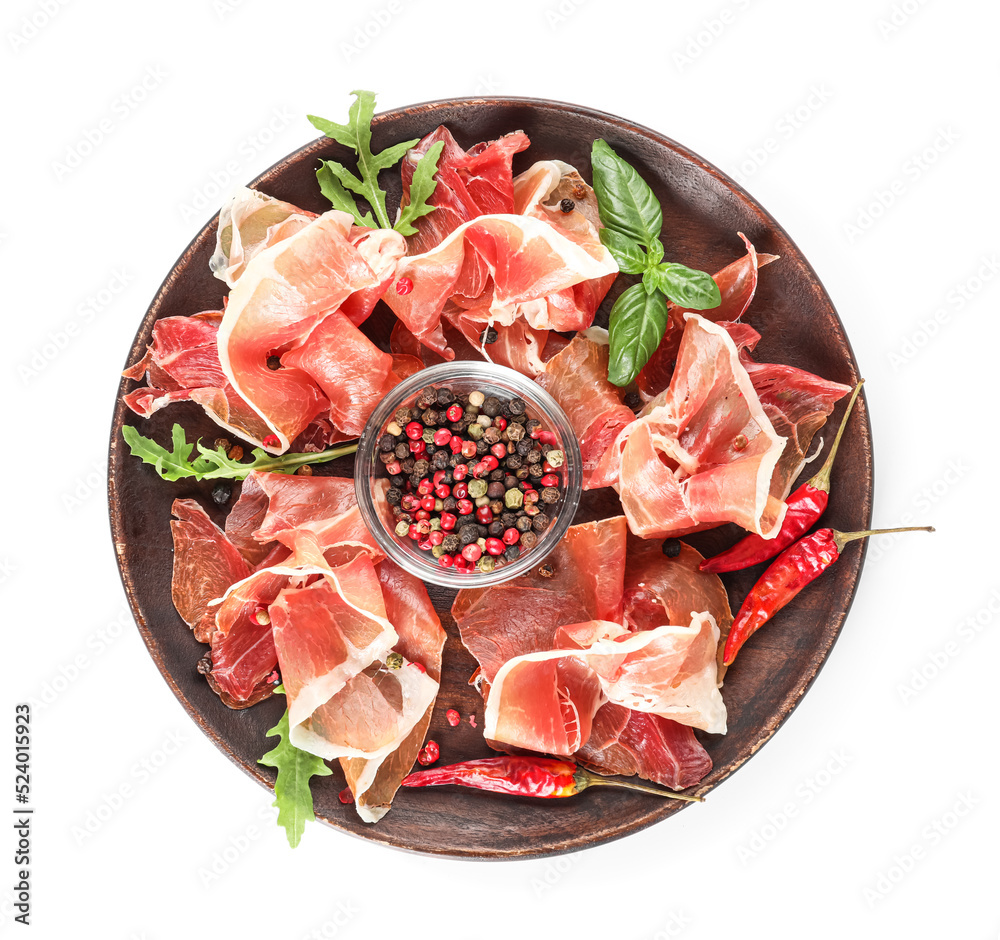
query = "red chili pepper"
xmin=402 ymin=756 xmax=704 ymax=801
xmin=701 ymin=381 xmax=864 ymax=574
xmin=723 ymin=524 xmax=934 ymax=665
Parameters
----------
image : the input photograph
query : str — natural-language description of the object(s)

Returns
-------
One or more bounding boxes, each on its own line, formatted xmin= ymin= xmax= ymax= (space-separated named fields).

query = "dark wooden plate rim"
xmin=108 ymin=95 xmax=873 ymax=859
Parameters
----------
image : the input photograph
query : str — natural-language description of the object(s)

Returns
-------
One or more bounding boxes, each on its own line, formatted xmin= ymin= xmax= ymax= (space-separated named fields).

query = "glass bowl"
xmin=355 ymin=362 xmax=583 ymax=588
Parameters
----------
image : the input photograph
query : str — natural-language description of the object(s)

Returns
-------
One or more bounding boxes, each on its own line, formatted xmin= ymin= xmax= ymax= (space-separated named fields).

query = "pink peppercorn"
xmin=405 ymin=421 xmax=423 ymax=440
xmin=485 ymin=538 xmax=505 ymax=556
xmin=462 ymin=543 xmax=482 ymax=562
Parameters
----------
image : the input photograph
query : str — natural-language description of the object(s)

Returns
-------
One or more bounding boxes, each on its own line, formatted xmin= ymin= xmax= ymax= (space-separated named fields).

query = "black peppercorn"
xmin=516 ymin=439 xmax=533 ymax=457
xmin=661 ymin=539 xmax=682 ymax=558
xmin=488 ymin=521 xmax=504 ymax=537
xmin=480 ymin=326 xmax=499 ymax=345
xmin=482 ymin=396 xmax=501 ymax=418
xmin=442 ymin=534 xmax=461 ymax=554
xmin=394 ymin=442 xmax=409 ymax=459
xmin=537 ymin=562 xmax=553 ymax=578
xmin=532 ymin=512 xmax=550 ymax=532
xmin=386 ymin=487 xmax=402 ymax=505
xmin=624 ymin=391 xmax=641 ymax=410
xmin=211 ymin=482 xmax=232 ymax=506
xmin=516 ymin=516 xmax=533 ymax=533
xmin=507 ymin=397 xmax=526 ymax=416
xmin=540 ymin=487 xmax=560 ymax=504
xmin=459 ymin=524 xmax=480 ymax=545
xmin=559 ymin=198 xmax=575 ymax=213
xmin=436 ymin=387 xmax=455 ymax=405
xmin=379 ymin=433 xmax=395 ymax=453
xmin=267 ymin=355 xmax=282 ymax=371
xmin=504 ymin=544 xmax=521 ymax=562
xmin=520 ymin=531 xmax=538 ymax=550
xmin=487 ymin=481 xmax=505 ymax=499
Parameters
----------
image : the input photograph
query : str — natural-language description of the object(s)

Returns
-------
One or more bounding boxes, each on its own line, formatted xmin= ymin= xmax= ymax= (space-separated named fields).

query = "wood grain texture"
xmin=107 ymin=97 xmax=873 ymax=859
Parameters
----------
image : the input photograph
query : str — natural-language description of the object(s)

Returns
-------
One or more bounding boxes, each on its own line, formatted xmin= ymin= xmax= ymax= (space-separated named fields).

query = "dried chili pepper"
xmin=701 ymin=380 xmax=864 ymax=574
xmin=723 ymin=524 xmax=934 ymax=665
xmin=402 ymin=756 xmax=703 ymax=801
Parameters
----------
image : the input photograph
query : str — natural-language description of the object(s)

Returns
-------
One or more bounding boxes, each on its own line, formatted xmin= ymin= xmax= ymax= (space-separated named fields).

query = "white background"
xmin=4 ymin=0 xmax=998 ymax=937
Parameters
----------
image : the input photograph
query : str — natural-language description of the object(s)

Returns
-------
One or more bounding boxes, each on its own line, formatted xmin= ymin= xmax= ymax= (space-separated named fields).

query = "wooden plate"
xmin=108 ymin=97 xmax=873 ymax=858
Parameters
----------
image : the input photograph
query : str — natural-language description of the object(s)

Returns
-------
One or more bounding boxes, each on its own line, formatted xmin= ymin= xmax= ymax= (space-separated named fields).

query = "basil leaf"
xmin=653 ymin=262 xmax=722 ymax=310
xmin=607 ymin=283 xmax=670 ymax=386
xmin=646 ymin=238 xmax=665 ymax=266
xmin=591 ymin=139 xmax=662 ymax=248
xmin=394 ymin=140 xmax=444 ymax=236
xmin=599 ymin=229 xmax=646 ymax=274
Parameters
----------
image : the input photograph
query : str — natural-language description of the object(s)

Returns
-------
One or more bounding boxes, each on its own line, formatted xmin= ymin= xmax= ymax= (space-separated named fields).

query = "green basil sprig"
xmin=591 ymin=139 xmax=721 ymax=386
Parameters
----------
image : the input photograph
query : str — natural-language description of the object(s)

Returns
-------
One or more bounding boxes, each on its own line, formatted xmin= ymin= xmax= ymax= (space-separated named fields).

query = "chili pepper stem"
xmin=576 ymin=768 xmax=704 ymax=802
xmin=256 ymin=441 xmax=358 ymax=472
xmin=832 ymin=525 xmax=934 ymax=552
xmin=807 ymin=380 xmax=864 ymax=493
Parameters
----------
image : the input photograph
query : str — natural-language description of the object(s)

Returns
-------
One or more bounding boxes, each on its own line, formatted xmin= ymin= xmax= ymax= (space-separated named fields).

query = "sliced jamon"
xmin=122 ymin=311 xmax=276 ymax=445
xmin=483 ymin=611 xmax=725 ymax=756
xmin=576 ymin=711 xmax=713 ymax=791
xmin=400 ymin=127 xmax=530 ymax=254
xmin=341 ymin=560 xmax=447 ymax=823
xmin=453 ymin=516 xmax=628 ymax=682
xmin=280 ymin=312 xmax=403 ymax=437
xmin=637 ymin=234 xmax=778 ymax=400
xmin=210 ymin=187 xmax=317 ymax=288
xmin=217 ymin=210 xmax=396 ymax=452
xmin=535 ymin=329 xmax=635 ymax=487
xmin=383 ymin=213 xmax=615 ymax=358
xmin=169 ymin=498 xmax=250 ymax=644
xmin=596 ymin=314 xmax=788 ymax=539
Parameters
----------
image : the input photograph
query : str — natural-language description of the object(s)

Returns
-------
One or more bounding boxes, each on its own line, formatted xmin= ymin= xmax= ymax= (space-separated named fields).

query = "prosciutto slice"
xmin=399 ymin=126 xmax=530 ymax=254
xmin=210 ymin=187 xmax=317 ymax=288
xmin=535 ymin=328 xmax=635 ymax=488
xmin=637 ymin=234 xmax=778 ymax=400
xmin=340 ymin=560 xmax=447 ymax=822
xmin=594 ymin=314 xmax=788 ymax=539
xmin=721 ymin=323 xmax=851 ymax=499
xmin=575 ymin=711 xmax=713 ymax=791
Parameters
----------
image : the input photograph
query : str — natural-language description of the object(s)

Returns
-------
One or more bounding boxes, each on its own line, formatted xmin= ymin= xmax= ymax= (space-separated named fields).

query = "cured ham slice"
xmin=400 ymin=127 xmax=530 ymax=254
xmin=169 ymin=499 xmax=250 ymax=643
xmin=576 ymin=711 xmax=713 ymax=791
xmin=535 ymin=329 xmax=635 ymax=487
xmin=483 ymin=612 xmax=725 ymax=755
xmin=210 ymin=187 xmax=317 ymax=288
xmin=217 ymin=210 xmax=388 ymax=452
xmin=383 ymin=212 xmax=616 ymax=358
xmin=637 ymin=234 xmax=778 ymax=400
xmin=454 ymin=516 xmax=628 ymax=682
xmin=595 ymin=314 xmax=788 ymax=539
xmin=341 ymin=560 xmax=447 ymax=822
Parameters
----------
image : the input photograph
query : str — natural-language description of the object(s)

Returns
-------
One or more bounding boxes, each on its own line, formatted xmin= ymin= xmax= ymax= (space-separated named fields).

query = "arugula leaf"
xmin=258 ymin=686 xmax=332 ymax=849
xmin=591 ymin=139 xmax=663 ymax=247
xmin=599 ymin=229 xmax=647 ymax=274
xmin=316 ymin=162 xmax=372 ymax=226
xmin=309 ymin=90 xmax=420 ymax=230
xmin=394 ymin=140 xmax=444 ymax=236
xmin=607 ymin=284 xmax=670 ymax=387
xmin=645 ymin=262 xmax=722 ymax=310
xmin=122 ymin=424 xmax=358 ymax=482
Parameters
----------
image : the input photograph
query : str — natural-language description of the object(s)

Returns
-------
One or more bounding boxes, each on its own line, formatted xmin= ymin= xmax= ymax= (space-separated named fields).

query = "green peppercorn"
xmin=386 ymin=651 xmax=404 ymax=670
xmin=477 ymin=555 xmax=496 ymax=573
xmin=467 ymin=422 xmax=484 ymax=440
xmin=546 ymin=449 xmax=565 ymax=468
xmin=505 ymin=488 xmax=524 ymax=509
xmin=432 ymin=544 xmax=446 ymax=558
xmin=468 ymin=479 xmax=488 ymax=499
xmin=394 ymin=521 xmax=410 ymax=537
